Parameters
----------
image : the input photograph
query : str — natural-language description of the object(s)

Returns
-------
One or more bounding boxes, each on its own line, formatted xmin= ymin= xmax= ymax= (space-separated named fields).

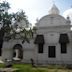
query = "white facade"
xmin=2 ymin=4 xmax=72 ymax=65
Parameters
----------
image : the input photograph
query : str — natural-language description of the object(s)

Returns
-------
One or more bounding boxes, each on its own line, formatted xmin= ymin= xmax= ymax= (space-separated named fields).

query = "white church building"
xmin=1 ymin=4 xmax=72 ymax=65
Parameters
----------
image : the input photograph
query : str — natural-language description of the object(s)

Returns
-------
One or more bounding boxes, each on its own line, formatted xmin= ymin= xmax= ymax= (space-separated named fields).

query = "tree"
xmin=0 ymin=1 xmax=34 ymax=56
xmin=9 ymin=10 xmax=33 ymax=43
xmin=0 ymin=1 xmax=11 ymax=56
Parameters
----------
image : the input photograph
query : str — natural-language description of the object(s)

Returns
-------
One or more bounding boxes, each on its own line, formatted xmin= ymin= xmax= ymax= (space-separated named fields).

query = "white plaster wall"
xmin=37 ymin=14 xmax=67 ymax=27
xmin=59 ymin=44 xmax=72 ymax=61
xmin=35 ymin=43 xmax=72 ymax=64
xmin=23 ymin=50 xmax=35 ymax=63
xmin=44 ymin=32 xmax=59 ymax=43
xmin=3 ymin=39 xmax=23 ymax=49
xmin=37 ymin=26 xmax=71 ymax=35
xmin=23 ymin=39 xmax=35 ymax=49
xmin=35 ymin=30 xmax=72 ymax=64
xmin=2 ymin=32 xmax=72 ymax=64
xmin=2 ymin=49 xmax=13 ymax=60
xmin=2 ymin=42 xmax=13 ymax=60
xmin=2 ymin=39 xmax=36 ymax=62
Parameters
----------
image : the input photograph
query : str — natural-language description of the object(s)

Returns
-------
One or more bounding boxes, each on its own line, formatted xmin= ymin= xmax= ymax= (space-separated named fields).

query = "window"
xmin=48 ymin=46 xmax=56 ymax=58
xmin=38 ymin=44 xmax=43 ymax=53
xmin=59 ymin=34 xmax=69 ymax=43
xmin=61 ymin=43 xmax=67 ymax=53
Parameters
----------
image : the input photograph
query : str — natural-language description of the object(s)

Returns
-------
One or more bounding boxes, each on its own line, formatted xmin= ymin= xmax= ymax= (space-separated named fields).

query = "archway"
xmin=13 ymin=44 xmax=23 ymax=61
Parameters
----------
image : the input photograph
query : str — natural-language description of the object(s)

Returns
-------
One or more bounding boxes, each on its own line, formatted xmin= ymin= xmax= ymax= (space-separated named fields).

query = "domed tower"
xmin=49 ymin=4 xmax=60 ymax=15
xmin=36 ymin=3 xmax=70 ymax=29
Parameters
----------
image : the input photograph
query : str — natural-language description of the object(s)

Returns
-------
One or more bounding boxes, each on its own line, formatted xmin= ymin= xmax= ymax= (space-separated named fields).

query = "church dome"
xmin=37 ymin=14 xmax=67 ymax=27
xmin=49 ymin=4 xmax=60 ymax=15
xmin=36 ymin=4 xmax=70 ymax=28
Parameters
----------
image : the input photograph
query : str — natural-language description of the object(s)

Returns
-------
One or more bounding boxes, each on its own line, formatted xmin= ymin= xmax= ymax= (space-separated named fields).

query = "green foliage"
xmin=0 ymin=1 xmax=10 ymax=21
xmin=0 ymin=64 xmax=72 ymax=72
xmin=12 ymin=10 xmax=29 ymax=25
xmin=0 ymin=63 xmax=5 ymax=68
xmin=0 ymin=1 xmax=10 ymax=10
xmin=0 ymin=1 xmax=34 ymax=43
xmin=12 ymin=64 xmax=48 ymax=72
xmin=47 ymin=64 xmax=67 ymax=69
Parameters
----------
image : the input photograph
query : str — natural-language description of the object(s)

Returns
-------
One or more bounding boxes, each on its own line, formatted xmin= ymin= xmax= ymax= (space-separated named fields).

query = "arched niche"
xmin=13 ymin=44 xmax=23 ymax=61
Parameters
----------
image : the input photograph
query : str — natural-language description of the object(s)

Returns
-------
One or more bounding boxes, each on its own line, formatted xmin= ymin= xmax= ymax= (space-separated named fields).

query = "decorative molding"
xmin=37 ymin=25 xmax=71 ymax=29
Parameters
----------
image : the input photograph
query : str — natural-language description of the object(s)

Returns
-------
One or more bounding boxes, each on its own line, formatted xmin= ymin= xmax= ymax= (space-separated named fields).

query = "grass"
xmin=0 ymin=63 xmax=72 ymax=72
xmin=12 ymin=64 xmax=48 ymax=72
xmin=0 ymin=63 xmax=5 ymax=68
xmin=12 ymin=64 xmax=72 ymax=72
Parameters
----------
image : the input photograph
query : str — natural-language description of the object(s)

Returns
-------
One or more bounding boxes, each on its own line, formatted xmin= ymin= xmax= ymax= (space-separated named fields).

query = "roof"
xmin=59 ymin=34 xmax=69 ymax=43
xmin=48 ymin=4 xmax=60 ymax=15
xmin=37 ymin=14 xmax=67 ymax=28
xmin=34 ymin=35 xmax=45 ymax=44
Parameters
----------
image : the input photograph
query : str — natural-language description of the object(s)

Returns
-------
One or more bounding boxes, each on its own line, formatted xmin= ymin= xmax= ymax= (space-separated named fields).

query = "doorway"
xmin=48 ymin=46 xmax=56 ymax=58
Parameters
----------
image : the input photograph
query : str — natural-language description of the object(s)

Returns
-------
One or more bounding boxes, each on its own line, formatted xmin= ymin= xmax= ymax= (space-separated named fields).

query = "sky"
xmin=0 ymin=0 xmax=72 ymax=25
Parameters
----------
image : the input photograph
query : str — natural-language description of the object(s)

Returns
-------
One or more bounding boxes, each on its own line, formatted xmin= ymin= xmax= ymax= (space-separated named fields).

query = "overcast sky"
xmin=0 ymin=0 xmax=72 ymax=25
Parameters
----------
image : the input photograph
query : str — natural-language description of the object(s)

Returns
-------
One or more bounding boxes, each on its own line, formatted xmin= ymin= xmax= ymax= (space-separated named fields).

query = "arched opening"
xmin=13 ymin=44 xmax=23 ymax=61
